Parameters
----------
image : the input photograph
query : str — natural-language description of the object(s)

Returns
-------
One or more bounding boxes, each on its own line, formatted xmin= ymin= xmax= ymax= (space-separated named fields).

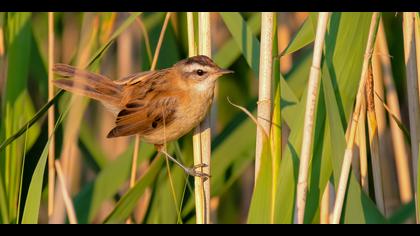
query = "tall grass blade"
xmin=103 ymin=156 xmax=164 ymax=223
xmin=21 ymin=106 xmax=70 ymax=224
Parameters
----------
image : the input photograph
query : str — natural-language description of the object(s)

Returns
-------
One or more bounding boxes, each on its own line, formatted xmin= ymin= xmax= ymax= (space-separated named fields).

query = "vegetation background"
xmin=0 ymin=12 xmax=419 ymax=224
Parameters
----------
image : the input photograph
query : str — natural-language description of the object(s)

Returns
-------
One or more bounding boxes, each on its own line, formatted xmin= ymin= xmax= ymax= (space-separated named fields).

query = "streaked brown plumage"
xmin=53 ymin=55 xmax=233 ymax=177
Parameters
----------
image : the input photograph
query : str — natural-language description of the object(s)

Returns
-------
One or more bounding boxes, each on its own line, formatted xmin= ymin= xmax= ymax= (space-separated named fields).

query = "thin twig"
xmin=295 ymin=12 xmax=330 ymax=224
xmin=135 ymin=16 xmax=153 ymax=64
xmin=55 ymin=161 xmax=78 ymax=224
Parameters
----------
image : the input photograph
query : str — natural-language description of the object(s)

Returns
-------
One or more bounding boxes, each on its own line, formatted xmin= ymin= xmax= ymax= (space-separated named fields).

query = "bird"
xmin=53 ymin=55 xmax=233 ymax=178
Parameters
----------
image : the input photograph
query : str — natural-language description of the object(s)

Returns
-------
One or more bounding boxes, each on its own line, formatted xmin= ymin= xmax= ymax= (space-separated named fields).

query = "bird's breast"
xmin=142 ymin=89 xmax=214 ymax=144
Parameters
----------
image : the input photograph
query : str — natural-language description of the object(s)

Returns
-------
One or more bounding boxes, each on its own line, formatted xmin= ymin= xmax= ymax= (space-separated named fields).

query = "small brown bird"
xmin=53 ymin=55 xmax=233 ymax=177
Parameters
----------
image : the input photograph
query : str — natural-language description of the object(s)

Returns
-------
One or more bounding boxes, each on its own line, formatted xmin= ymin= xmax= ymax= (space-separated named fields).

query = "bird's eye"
xmin=196 ymin=69 xmax=205 ymax=76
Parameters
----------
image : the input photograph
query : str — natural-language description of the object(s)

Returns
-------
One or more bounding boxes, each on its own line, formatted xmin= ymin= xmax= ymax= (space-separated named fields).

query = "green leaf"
xmin=220 ymin=12 xmax=260 ymax=77
xmin=214 ymin=13 xmax=260 ymax=69
xmin=387 ymin=200 xmax=416 ymax=224
xmin=103 ymin=156 xmax=164 ymax=224
xmin=21 ymin=105 xmax=70 ymax=224
xmin=20 ymin=136 xmax=49 ymax=224
xmin=323 ymin=62 xmax=385 ymax=224
xmin=74 ymin=140 xmax=154 ymax=223
xmin=270 ymin=12 xmax=387 ymax=224
xmin=280 ymin=13 xmax=317 ymax=56
xmin=2 ymin=12 xmax=39 ymax=222
xmin=0 ymin=168 xmax=9 ymax=223
xmin=247 ymin=140 xmax=274 ymax=223
xmin=0 ymin=90 xmax=64 ymax=153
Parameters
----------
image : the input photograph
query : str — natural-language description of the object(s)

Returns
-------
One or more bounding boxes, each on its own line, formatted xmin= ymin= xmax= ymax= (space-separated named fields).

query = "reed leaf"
xmin=21 ymin=106 xmax=70 ymax=224
xmin=103 ymin=156 xmax=164 ymax=224
xmin=280 ymin=13 xmax=317 ymax=56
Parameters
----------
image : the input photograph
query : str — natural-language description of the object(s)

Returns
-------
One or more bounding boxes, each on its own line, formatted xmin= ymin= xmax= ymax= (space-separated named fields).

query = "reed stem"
xmin=377 ymin=20 xmax=413 ymax=206
xmin=295 ymin=12 xmax=329 ymax=224
xmin=331 ymin=12 xmax=381 ymax=224
xmin=403 ymin=12 xmax=420 ymax=223
xmin=255 ymin=12 xmax=275 ymax=179
xmin=192 ymin=12 xmax=212 ymax=224
xmin=55 ymin=161 xmax=77 ymax=224
xmin=47 ymin=12 xmax=56 ymax=218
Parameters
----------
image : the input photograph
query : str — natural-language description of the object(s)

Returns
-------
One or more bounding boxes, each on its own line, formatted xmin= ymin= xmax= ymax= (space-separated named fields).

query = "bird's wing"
xmin=107 ymin=71 xmax=180 ymax=138
xmin=114 ymin=69 xmax=169 ymax=86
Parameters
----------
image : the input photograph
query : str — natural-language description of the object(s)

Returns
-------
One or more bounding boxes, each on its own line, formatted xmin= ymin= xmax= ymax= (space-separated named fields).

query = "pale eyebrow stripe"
xmin=183 ymin=63 xmax=211 ymax=73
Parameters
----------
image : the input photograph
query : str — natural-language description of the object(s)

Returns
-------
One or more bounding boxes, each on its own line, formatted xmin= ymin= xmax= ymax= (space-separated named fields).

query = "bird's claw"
xmin=185 ymin=163 xmax=210 ymax=180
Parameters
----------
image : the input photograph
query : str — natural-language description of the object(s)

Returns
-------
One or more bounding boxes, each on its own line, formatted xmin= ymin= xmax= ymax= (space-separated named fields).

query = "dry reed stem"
xmin=357 ymin=98 xmax=369 ymax=194
xmin=255 ymin=12 xmax=275 ymax=180
xmin=372 ymin=40 xmax=388 ymax=163
xmin=366 ymin=62 xmax=386 ymax=214
xmin=55 ymin=161 xmax=77 ymax=224
xmin=331 ymin=12 xmax=380 ymax=224
xmin=295 ymin=12 xmax=329 ymax=224
xmin=135 ymin=16 xmax=153 ymax=64
xmin=403 ymin=12 xmax=420 ymax=223
xmin=372 ymin=37 xmax=397 ymax=214
xmin=377 ymin=22 xmax=413 ymax=203
xmin=415 ymin=14 xmax=420 ymax=98
xmin=48 ymin=12 xmax=56 ymax=218
xmin=377 ymin=21 xmax=413 ymax=205
xmin=415 ymin=13 xmax=420 ymax=222
xmin=320 ymin=182 xmax=330 ymax=224
xmin=191 ymin=12 xmax=212 ymax=224
xmin=0 ymin=27 xmax=4 ymax=56
xmin=188 ymin=12 xmax=206 ymax=224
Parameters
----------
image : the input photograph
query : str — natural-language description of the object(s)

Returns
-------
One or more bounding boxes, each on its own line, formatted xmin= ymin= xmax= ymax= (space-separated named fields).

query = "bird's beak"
xmin=217 ymin=69 xmax=234 ymax=76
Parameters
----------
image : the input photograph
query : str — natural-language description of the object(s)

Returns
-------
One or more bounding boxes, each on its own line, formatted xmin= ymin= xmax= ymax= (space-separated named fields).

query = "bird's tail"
xmin=53 ymin=64 xmax=122 ymax=107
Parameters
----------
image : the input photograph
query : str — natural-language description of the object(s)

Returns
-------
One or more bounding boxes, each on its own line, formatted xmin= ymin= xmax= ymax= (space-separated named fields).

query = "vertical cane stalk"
xmin=403 ymin=12 xmax=420 ymax=223
xmin=331 ymin=12 xmax=381 ymax=224
xmin=295 ymin=12 xmax=329 ymax=224
xmin=192 ymin=12 xmax=212 ymax=224
xmin=377 ymin=20 xmax=413 ymax=205
xmin=47 ymin=12 xmax=56 ymax=218
xmin=255 ymin=12 xmax=275 ymax=179
xmin=320 ymin=182 xmax=330 ymax=224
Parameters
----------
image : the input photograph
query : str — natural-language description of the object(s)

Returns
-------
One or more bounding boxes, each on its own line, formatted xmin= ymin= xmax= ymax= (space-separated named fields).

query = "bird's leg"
xmin=155 ymin=144 xmax=210 ymax=180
